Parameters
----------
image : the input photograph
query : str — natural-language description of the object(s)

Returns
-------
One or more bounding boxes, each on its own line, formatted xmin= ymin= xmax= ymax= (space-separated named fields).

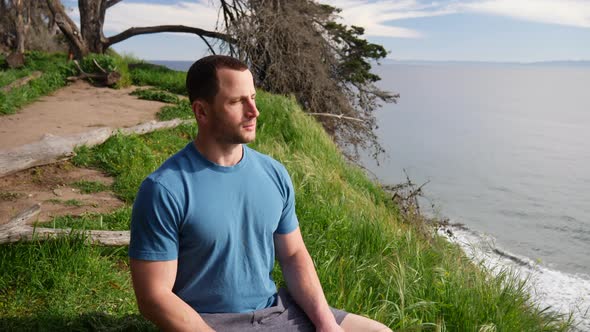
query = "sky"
xmin=64 ymin=0 xmax=590 ymax=62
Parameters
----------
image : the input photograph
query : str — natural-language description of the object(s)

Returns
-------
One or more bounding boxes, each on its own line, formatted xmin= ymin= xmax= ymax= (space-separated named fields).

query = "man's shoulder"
xmin=145 ymin=143 xmax=195 ymax=187
xmin=246 ymin=146 xmax=288 ymax=173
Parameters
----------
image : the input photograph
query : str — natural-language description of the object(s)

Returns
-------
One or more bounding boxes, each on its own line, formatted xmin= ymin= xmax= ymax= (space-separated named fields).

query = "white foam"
xmin=438 ymin=225 xmax=590 ymax=331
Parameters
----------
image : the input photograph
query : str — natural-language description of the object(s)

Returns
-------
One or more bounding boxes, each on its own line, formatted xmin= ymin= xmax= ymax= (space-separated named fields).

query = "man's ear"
xmin=192 ymin=100 xmax=208 ymax=123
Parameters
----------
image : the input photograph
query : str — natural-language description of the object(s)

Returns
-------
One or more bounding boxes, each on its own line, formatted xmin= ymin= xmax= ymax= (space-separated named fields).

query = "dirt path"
xmin=0 ymin=161 xmax=124 ymax=225
xmin=0 ymin=80 xmax=168 ymax=150
xmin=0 ymin=81 xmax=175 ymax=225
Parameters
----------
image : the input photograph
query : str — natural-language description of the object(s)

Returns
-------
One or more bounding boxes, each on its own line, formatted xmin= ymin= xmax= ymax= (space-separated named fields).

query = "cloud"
xmin=69 ymin=0 xmax=590 ymax=40
xmin=103 ymin=1 xmax=219 ymax=34
xmin=322 ymin=0 xmax=590 ymax=38
xmin=455 ymin=0 xmax=590 ymax=29
xmin=321 ymin=0 xmax=453 ymax=38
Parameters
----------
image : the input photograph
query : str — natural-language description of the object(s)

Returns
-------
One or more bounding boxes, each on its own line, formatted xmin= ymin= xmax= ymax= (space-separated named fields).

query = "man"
xmin=129 ymin=55 xmax=391 ymax=332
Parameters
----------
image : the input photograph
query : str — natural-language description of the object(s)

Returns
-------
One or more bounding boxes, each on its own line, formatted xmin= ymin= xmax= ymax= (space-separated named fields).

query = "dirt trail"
xmin=0 ymin=81 xmax=173 ymax=225
xmin=0 ymin=80 xmax=168 ymax=150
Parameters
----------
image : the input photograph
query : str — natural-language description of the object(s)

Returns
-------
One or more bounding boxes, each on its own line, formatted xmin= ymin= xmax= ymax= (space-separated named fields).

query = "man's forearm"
xmin=280 ymin=248 xmax=339 ymax=329
xmin=138 ymin=291 xmax=214 ymax=332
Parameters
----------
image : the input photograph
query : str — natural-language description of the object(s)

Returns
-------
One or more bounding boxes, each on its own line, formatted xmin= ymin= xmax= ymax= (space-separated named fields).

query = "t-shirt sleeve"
xmin=129 ymin=177 xmax=181 ymax=261
xmin=275 ymin=165 xmax=299 ymax=234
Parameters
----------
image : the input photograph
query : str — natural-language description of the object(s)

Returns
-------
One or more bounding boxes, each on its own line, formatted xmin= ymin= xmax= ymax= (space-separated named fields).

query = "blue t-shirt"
xmin=129 ymin=142 xmax=299 ymax=313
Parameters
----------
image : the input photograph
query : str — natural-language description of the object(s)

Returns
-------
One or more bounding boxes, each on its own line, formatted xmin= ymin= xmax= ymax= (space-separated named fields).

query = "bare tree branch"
xmin=105 ymin=25 xmax=235 ymax=49
xmin=199 ymin=35 xmax=216 ymax=55
xmin=106 ymin=0 xmax=123 ymax=9
xmin=308 ymin=112 xmax=364 ymax=123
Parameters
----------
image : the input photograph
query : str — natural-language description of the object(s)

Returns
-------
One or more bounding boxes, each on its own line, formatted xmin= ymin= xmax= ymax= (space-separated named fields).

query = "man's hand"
xmin=274 ymin=228 xmax=341 ymax=331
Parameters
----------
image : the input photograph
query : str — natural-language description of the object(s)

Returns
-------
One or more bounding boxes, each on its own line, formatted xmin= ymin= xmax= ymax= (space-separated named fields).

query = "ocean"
xmin=150 ymin=60 xmax=590 ymax=329
xmin=363 ymin=62 xmax=590 ymax=330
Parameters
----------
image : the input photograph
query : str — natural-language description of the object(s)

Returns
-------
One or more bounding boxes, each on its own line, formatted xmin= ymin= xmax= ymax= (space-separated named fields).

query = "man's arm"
xmin=274 ymin=227 xmax=344 ymax=332
xmin=129 ymin=258 xmax=215 ymax=332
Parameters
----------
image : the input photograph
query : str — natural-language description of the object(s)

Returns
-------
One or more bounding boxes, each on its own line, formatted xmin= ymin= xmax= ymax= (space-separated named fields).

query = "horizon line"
xmin=146 ymin=58 xmax=590 ymax=65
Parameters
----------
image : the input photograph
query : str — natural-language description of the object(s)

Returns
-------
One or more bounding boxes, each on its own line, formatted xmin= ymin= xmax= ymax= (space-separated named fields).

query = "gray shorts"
xmin=199 ymin=289 xmax=348 ymax=331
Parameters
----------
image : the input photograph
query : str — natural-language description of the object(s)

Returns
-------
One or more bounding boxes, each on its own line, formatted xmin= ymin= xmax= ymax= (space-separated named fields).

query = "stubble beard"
xmin=214 ymin=122 xmax=256 ymax=145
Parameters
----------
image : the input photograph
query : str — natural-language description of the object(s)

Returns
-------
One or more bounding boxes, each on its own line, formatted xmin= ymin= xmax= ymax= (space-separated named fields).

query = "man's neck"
xmin=193 ymin=136 xmax=243 ymax=167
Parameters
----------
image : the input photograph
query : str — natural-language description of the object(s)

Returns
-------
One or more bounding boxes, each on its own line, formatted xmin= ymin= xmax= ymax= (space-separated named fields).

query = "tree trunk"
xmin=46 ymin=0 xmax=89 ymax=58
xmin=14 ymin=0 xmax=26 ymax=53
xmin=79 ymin=0 xmax=107 ymax=53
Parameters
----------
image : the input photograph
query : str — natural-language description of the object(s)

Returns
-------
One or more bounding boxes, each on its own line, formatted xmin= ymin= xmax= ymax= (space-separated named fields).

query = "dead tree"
xmin=219 ymin=0 xmax=399 ymax=160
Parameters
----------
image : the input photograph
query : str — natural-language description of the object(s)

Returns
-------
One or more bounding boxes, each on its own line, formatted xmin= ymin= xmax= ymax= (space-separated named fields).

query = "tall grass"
xmin=0 ymin=233 xmax=154 ymax=331
xmin=0 ymin=59 xmax=572 ymax=331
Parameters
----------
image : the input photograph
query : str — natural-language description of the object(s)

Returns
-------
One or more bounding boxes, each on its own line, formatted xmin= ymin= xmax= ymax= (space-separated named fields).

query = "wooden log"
xmin=1 ymin=71 xmax=43 ymax=93
xmin=0 ymin=119 xmax=193 ymax=178
xmin=26 ymin=228 xmax=130 ymax=246
xmin=0 ymin=203 xmax=130 ymax=246
xmin=68 ymin=60 xmax=121 ymax=87
xmin=0 ymin=203 xmax=42 ymax=239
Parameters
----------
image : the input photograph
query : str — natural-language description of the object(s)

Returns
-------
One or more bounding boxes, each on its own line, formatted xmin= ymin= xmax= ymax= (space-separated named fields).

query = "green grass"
xmin=156 ymin=100 xmax=193 ymax=120
xmin=0 ymin=191 xmax=23 ymax=201
xmin=0 ymin=234 xmax=155 ymax=331
xmin=0 ymin=52 xmax=74 ymax=115
xmin=71 ymin=180 xmax=110 ymax=194
xmin=130 ymin=87 xmax=180 ymax=104
xmin=0 ymin=56 xmax=573 ymax=331
xmin=0 ymin=51 xmax=134 ymax=116
xmin=129 ymin=87 xmax=193 ymax=120
xmin=79 ymin=53 xmax=132 ymax=89
xmin=45 ymin=199 xmax=84 ymax=207
xmin=128 ymin=62 xmax=186 ymax=95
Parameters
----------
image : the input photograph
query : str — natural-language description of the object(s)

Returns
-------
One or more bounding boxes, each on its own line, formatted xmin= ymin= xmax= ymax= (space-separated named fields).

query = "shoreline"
xmin=438 ymin=223 xmax=590 ymax=331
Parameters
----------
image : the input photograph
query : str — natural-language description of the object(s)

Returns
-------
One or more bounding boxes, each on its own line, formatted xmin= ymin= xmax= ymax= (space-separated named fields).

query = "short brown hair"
xmin=186 ymin=55 xmax=249 ymax=104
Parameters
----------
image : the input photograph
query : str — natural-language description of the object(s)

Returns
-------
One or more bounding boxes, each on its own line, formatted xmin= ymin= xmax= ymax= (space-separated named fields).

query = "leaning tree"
xmin=46 ymin=0 xmax=398 ymax=159
xmin=45 ymin=0 xmax=232 ymax=59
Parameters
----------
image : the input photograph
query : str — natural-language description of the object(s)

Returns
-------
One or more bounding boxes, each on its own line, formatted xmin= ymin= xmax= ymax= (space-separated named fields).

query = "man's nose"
xmin=246 ymin=99 xmax=259 ymax=118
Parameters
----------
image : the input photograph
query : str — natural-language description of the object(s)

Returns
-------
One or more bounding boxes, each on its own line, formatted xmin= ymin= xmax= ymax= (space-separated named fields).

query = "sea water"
xmin=362 ymin=62 xmax=590 ymax=330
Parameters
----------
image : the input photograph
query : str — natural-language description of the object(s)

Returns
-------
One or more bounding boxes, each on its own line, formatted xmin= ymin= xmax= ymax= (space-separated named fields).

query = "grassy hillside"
xmin=0 ymin=54 xmax=572 ymax=331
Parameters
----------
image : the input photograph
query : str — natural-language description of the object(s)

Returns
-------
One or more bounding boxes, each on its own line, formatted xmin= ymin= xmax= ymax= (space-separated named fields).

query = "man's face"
xmin=205 ymin=68 xmax=259 ymax=145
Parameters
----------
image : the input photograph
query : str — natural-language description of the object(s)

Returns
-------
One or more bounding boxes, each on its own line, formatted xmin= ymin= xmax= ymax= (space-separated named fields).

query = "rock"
xmin=52 ymin=189 xmax=63 ymax=197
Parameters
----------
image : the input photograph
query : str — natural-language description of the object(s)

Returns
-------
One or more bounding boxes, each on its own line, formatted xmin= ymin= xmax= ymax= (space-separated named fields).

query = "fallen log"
xmin=0 ymin=118 xmax=193 ymax=178
xmin=0 ymin=203 xmax=130 ymax=246
xmin=1 ymin=71 xmax=43 ymax=93
xmin=67 ymin=60 xmax=121 ymax=87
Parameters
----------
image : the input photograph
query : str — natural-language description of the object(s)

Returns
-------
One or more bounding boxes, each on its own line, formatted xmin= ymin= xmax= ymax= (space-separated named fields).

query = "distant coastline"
xmin=148 ymin=59 xmax=590 ymax=72
xmin=381 ymin=59 xmax=590 ymax=67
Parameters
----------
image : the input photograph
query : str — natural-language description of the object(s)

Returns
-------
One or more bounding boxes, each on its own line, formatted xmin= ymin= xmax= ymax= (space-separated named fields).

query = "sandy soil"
xmin=0 ymin=81 xmax=174 ymax=225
